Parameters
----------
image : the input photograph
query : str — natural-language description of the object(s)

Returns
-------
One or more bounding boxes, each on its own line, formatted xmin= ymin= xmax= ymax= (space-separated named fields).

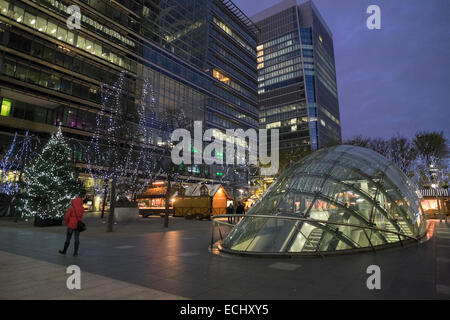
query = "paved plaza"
xmin=0 ymin=216 xmax=449 ymax=300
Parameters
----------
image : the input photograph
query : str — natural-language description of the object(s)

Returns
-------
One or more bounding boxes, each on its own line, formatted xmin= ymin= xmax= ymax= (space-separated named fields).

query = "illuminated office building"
xmin=252 ymin=0 xmax=341 ymax=152
xmin=0 ymin=0 xmax=258 ymax=187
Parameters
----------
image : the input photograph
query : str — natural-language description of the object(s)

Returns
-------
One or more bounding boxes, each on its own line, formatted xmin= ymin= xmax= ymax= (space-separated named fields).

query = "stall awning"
xmin=420 ymin=188 xmax=449 ymax=197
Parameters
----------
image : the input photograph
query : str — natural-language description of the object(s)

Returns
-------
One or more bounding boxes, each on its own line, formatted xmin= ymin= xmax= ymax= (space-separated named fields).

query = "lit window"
xmin=56 ymin=26 xmax=67 ymax=41
xmin=213 ymin=69 xmax=230 ymax=85
xmin=142 ymin=6 xmax=150 ymax=17
xmin=266 ymin=122 xmax=281 ymax=129
xmin=85 ymin=39 xmax=93 ymax=51
xmin=46 ymin=21 xmax=57 ymax=36
xmin=24 ymin=12 xmax=35 ymax=27
xmin=36 ymin=16 xmax=47 ymax=32
xmin=67 ymin=31 xmax=74 ymax=45
xmin=0 ymin=0 xmax=8 ymax=14
xmin=1 ymin=98 xmax=11 ymax=117
xmin=13 ymin=5 xmax=24 ymax=22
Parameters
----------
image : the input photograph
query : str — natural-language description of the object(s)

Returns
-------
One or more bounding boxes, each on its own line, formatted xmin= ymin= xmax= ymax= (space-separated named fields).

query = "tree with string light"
xmin=154 ymin=106 xmax=191 ymax=228
xmin=87 ymin=71 xmax=155 ymax=232
xmin=0 ymin=131 xmax=37 ymax=196
xmin=17 ymin=127 xmax=84 ymax=226
xmin=0 ymin=131 xmax=38 ymax=220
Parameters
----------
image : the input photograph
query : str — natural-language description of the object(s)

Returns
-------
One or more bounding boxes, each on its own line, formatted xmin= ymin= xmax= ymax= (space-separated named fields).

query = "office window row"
xmin=258 ymin=44 xmax=301 ymax=64
xmin=6 ymin=29 xmax=122 ymax=88
xmin=259 ymin=56 xmax=302 ymax=78
xmin=1 ymin=1 xmax=136 ymax=71
xmin=258 ymin=37 xmax=300 ymax=59
xmin=211 ymin=43 xmax=257 ymax=83
xmin=37 ymin=0 xmax=135 ymax=48
xmin=208 ymin=100 xmax=258 ymax=128
xmin=210 ymin=28 xmax=256 ymax=67
xmin=3 ymin=58 xmax=101 ymax=103
xmin=213 ymin=17 xmax=255 ymax=57
xmin=257 ymin=31 xmax=297 ymax=52
xmin=258 ymin=63 xmax=302 ymax=83
xmin=209 ymin=54 xmax=257 ymax=94
xmin=260 ymin=102 xmax=307 ymax=118
xmin=258 ymin=70 xmax=303 ymax=89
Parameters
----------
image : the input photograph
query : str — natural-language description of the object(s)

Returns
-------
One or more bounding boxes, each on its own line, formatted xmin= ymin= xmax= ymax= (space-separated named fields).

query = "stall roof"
xmin=420 ymin=188 xmax=449 ymax=197
xmin=174 ymin=184 xmax=231 ymax=199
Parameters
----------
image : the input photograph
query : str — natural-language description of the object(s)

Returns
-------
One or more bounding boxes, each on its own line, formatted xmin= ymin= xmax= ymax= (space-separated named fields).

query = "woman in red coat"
xmin=59 ymin=198 xmax=85 ymax=256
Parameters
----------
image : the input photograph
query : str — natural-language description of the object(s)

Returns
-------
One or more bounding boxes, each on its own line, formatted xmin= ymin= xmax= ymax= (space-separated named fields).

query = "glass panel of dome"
xmin=320 ymin=179 xmax=343 ymax=201
xmin=288 ymin=225 xmax=310 ymax=252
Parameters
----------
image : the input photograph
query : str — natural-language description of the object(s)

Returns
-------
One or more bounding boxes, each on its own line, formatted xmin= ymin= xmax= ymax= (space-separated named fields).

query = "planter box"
xmin=34 ymin=216 xmax=63 ymax=227
xmin=114 ymin=207 xmax=139 ymax=222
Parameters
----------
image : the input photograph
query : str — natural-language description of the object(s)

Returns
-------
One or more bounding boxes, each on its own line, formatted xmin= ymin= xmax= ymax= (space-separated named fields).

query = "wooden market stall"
xmin=137 ymin=181 xmax=175 ymax=217
xmin=172 ymin=184 xmax=231 ymax=220
xmin=420 ymin=188 xmax=449 ymax=219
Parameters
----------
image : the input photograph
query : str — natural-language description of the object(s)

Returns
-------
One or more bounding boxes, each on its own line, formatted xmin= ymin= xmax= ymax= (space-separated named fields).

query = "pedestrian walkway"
xmin=0 ymin=217 xmax=449 ymax=299
xmin=0 ymin=250 xmax=187 ymax=300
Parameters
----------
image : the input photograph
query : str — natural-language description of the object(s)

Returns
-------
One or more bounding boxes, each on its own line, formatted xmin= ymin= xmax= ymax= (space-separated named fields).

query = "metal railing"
xmin=211 ymin=214 xmax=423 ymax=256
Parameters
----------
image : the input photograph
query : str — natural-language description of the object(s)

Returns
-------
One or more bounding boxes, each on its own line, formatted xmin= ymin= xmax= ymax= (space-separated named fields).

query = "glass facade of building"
xmin=222 ymin=145 xmax=427 ymax=255
xmin=0 ymin=0 xmax=258 ymax=184
xmin=253 ymin=0 xmax=341 ymax=153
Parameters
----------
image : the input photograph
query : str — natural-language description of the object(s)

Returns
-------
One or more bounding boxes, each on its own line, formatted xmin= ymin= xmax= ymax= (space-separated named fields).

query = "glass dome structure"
xmin=222 ymin=145 xmax=426 ymax=255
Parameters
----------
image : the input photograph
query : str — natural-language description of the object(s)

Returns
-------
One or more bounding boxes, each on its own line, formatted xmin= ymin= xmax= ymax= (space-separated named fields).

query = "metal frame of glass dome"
xmin=211 ymin=214 xmax=422 ymax=257
xmin=216 ymin=146 xmax=428 ymax=256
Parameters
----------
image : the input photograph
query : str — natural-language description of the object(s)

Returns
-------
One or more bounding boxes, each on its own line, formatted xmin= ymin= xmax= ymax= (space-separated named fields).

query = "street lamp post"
xmin=429 ymin=164 xmax=443 ymax=223
xmin=164 ymin=173 xmax=171 ymax=228
xmin=159 ymin=151 xmax=172 ymax=229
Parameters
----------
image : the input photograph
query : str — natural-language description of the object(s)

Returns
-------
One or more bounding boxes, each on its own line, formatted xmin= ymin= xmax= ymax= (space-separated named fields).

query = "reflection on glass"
xmin=56 ymin=26 xmax=67 ymax=41
xmin=24 ymin=12 xmax=35 ymax=27
xmin=36 ymin=16 xmax=47 ymax=32
xmin=46 ymin=21 xmax=57 ymax=36
xmin=12 ymin=5 xmax=24 ymax=22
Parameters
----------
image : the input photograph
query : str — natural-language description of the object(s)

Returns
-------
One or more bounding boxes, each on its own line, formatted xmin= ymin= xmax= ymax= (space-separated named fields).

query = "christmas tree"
xmin=18 ymin=127 xmax=84 ymax=222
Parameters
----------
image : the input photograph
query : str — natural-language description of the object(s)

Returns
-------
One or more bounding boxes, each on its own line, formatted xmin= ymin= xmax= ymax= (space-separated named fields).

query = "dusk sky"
xmin=234 ymin=0 xmax=450 ymax=141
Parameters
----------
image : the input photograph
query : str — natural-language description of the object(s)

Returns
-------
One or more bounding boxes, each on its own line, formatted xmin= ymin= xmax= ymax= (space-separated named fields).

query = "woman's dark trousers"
xmin=59 ymin=228 xmax=80 ymax=256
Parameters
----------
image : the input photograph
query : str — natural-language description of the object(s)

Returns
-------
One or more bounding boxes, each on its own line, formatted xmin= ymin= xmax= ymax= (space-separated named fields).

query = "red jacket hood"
xmin=71 ymin=198 xmax=84 ymax=214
